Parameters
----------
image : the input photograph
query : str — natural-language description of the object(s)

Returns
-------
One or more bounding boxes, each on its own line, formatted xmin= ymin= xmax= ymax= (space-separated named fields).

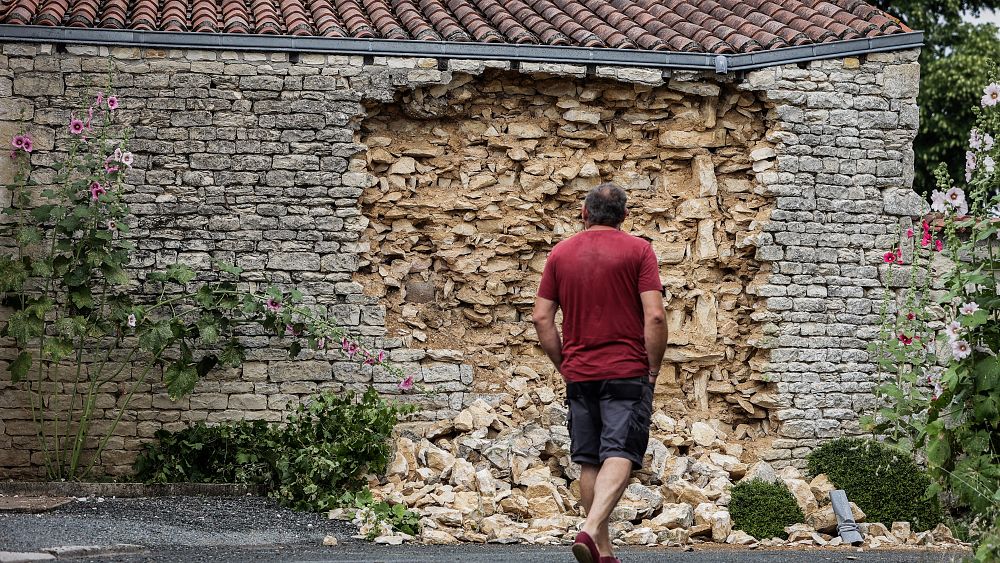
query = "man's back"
xmin=537 ymin=229 xmax=661 ymax=382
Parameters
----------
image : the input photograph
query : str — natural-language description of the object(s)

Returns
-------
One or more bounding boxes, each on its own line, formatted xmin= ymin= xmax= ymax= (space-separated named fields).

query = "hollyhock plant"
xmin=127 ymin=314 xmax=136 ymax=328
xmin=959 ymin=301 xmax=980 ymax=315
xmin=11 ymin=135 xmax=24 ymax=149
xmin=951 ymin=339 xmax=972 ymax=360
xmin=870 ymin=78 xmax=1000 ymax=539
xmin=89 ymin=181 xmax=106 ymax=201
xmin=398 ymin=375 xmax=415 ymax=391
xmin=107 ymin=96 xmax=119 ymax=110
xmin=982 ymin=82 xmax=1000 ymax=107
xmin=69 ymin=117 xmax=85 ymax=135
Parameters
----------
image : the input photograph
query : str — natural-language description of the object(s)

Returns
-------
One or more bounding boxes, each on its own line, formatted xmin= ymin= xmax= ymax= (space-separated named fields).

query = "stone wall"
xmin=0 ymin=41 xmax=921 ymax=477
xmin=739 ymin=50 xmax=923 ymax=467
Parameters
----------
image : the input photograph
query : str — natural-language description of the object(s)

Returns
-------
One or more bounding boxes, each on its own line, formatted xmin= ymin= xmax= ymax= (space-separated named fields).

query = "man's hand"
xmin=640 ymin=290 xmax=666 ymax=382
xmin=531 ymin=297 xmax=563 ymax=373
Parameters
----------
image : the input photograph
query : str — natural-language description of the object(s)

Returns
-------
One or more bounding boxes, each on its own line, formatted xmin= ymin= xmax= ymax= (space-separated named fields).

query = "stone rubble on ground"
xmin=328 ymin=392 xmax=965 ymax=551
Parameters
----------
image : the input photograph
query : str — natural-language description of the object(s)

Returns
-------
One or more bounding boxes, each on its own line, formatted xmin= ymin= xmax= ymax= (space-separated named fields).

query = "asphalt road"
xmin=0 ymin=496 xmax=972 ymax=563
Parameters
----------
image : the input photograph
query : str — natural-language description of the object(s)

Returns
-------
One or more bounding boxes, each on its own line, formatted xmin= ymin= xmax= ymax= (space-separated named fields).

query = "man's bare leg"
xmin=580 ymin=457 xmax=632 ymax=557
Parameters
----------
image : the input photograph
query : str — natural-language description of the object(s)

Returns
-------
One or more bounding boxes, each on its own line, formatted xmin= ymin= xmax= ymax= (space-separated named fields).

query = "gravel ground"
xmin=0 ymin=496 xmax=972 ymax=563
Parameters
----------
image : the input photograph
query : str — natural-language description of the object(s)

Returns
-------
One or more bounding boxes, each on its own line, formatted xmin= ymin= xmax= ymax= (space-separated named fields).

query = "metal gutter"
xmin=0 ymin=24 xmax=923 ymax=72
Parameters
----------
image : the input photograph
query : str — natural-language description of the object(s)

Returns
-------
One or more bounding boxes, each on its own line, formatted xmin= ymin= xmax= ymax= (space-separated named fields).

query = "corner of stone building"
xmin=739 ymin=49 xmax=924 ymax=469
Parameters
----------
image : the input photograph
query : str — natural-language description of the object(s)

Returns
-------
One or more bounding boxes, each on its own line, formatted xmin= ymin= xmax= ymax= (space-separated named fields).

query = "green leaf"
xmin=926 ymin=434 xmax=951 ymax=469
xmin=196 ymin=317 xmax=220 ymax=344
xmin=9 ymin=351 xmax=31 ymax=383
xmin=288 ymin=341 xmax=302 ymax=358
xmin=166 ymin=264 xmax=196 ymax=284
xmin=165 ymin=362 xmax=199 ymax=400
xmin=69 ymin=286 xmax=94 ymax=309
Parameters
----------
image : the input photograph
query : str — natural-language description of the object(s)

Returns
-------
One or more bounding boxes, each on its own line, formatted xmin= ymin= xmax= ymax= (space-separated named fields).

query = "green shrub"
xmin=134 ymin=419 xmax=280 ymax=486
xmin=806 ymin=438 xmax=943 ymax=531
xmin=134 ymin=387 xmax=413 ymax=512
xmin=729 ymin=479 xmax=804 ymax=540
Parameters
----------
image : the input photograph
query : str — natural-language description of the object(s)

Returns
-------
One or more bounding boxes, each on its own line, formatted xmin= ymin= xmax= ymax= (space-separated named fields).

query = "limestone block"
xmin=676 ymin=198 xmax=712 ymax=221
xmin=659 ymin=129 xmax=726 ymax=148
xmin=695 ymin=219 xmax=718 ymax=261
xmin=691 ymin=154 xmax=718 ymax=196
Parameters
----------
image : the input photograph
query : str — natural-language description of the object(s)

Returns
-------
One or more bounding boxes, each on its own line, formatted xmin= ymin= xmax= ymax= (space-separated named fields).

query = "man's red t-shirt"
xmin=537 ymin=229 xmax=662 ymax=383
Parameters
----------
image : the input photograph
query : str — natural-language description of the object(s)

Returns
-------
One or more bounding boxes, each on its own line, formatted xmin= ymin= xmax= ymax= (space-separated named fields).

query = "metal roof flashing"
xmin=0 ymin=24 xmax=923 ymax=73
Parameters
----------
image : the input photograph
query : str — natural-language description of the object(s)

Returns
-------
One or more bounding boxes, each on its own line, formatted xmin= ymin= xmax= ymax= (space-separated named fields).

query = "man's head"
xmin=583 ymin=182 xmax=628 ymax=228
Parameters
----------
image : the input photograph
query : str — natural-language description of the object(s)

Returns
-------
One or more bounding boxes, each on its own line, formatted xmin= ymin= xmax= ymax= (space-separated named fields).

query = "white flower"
xmin=930 ymin=190 xmax=949 ymax=213
xmin=952 ymin=339 xmax=973 ymax=360
xmin=122 ymin=151 xmax=134 ymax=167
xmin=990 ymin=204 xmax=1000 ymax=219
xmin=966 ymin=171 xmax=974 ymax=183
xmin=983 ymin=83 xmax=1000 ymax=107
xmin=970 ymin=128 xmax=982 ymax=149
xmin=946 ymin=187 xmax=968 ymax=214
xmin=946 ymin=320 xmax=963 ymax=341
xmin=967 ymin=150 xmax=977 ymax=169
xmin=931 ymin=382 xmax=943 ymax=401
xmin=956 ymin=201 xmax=969 ymax=216
xmin=986 ymin=156 xmax=996 ymax=174
xmin=127 ymin=313 xmax=136 ymax=328
xmin=986 ymin=133 xmax=995 ymax=151
xmin=960 ymin=301 xmax=980 ymax=315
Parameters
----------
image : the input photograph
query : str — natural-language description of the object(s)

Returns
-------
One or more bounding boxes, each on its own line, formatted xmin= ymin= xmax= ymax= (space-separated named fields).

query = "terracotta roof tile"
xmin=0 ymin=0 xmax=912 ymax=53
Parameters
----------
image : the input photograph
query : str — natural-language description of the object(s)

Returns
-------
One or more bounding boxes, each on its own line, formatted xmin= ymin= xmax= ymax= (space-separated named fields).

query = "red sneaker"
xmin=572 ymin=531 xmax=601 ymax=563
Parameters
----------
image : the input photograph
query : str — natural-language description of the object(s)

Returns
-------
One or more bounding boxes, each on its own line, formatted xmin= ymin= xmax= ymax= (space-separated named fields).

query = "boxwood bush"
xmin=807 ymin=438 xmax=942 ymax=532
xmin=729 ymin=479 xmax=805 ymax=540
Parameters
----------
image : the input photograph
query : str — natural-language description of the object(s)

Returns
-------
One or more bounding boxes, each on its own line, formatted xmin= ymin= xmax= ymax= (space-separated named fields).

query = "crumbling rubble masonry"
xmin=0 ymin=42 xmax=921 ymax=477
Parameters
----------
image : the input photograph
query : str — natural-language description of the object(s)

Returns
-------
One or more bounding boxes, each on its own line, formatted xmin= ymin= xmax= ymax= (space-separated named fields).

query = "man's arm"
xmin=531 ymin=297 xmax=563 ymax=373
xmin=640 ymin=290 xmax=667 ymax=383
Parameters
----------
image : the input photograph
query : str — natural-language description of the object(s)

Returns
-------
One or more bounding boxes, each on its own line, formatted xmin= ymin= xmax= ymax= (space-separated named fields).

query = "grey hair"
xmin=584 ymin=182 xmax=627 ymax=227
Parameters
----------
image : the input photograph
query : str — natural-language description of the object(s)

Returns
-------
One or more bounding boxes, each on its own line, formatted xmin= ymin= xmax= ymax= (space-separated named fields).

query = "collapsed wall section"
xmin=355 ymin=69 xmax=779 ymax=441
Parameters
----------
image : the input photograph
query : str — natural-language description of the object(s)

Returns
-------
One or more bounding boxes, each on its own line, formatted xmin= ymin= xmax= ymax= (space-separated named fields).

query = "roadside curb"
xmin=40 ymin=545 xmax=146 ymax=558
xmin=0 ymin=482 xmax=265 ymax=498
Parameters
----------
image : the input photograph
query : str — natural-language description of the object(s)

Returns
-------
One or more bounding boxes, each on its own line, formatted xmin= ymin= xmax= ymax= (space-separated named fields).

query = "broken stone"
xmin=690 ymin=421 xmax=717 ymax=447
xmin=782 ymin=478 xmax=818 ymax=516
xmin=740 ymin=461 xmax=778 ymax=484
xmin=805 ymin=502 xmax=865 ymax=534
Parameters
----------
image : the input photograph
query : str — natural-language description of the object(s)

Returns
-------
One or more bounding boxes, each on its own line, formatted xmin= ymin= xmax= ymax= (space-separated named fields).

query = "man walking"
xmin=532 ymin=183 xmax=666 ymax=563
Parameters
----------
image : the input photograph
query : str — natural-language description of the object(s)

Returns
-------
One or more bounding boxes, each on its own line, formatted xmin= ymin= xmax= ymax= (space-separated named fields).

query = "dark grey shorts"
xmin=566 ymin=376 xmax=654 ymax=470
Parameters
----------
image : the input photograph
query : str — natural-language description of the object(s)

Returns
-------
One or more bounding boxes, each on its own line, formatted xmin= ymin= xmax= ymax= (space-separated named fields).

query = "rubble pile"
xmin=348 ymin=387 xmax=964 ymax=551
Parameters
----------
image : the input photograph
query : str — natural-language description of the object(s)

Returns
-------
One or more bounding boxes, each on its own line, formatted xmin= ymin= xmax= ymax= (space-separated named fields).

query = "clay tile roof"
xmin=0 ymin=0 xmax=911 ymax=54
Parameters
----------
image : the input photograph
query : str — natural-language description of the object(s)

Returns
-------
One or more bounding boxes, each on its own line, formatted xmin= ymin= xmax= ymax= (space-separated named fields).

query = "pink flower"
xmin=377 ymin=349 xmax=386 ymax=363
xmin=316 ymin=337 xmax=325 ymax=350
xmin=107 ymin=96 xmax=119 ymax=110
xmin=104 ymin=156 xmax=119 ymax=174
xmin=69 ymin=117 xmax=85 ymax=135
xmin=952 ymin=339 xmax=972 ymax=360
xmin=121 ymin=151 xmax=134 ymax=167
xmin=897 ymin=333 xmax=913 ymax=345
xmin=127 ymin=313 xmax=136 ymax=327
xmin=935 ymin=239 xmax=943 ymax=252
xmin=85 ymin=106 xmax=94 ymax=130
xmin=89 ymin=181 xmax=106 ymax=200
xmin=960 ymin=301 xmax=980 ymax=315
xmin=95 ymin=91 xmax=104 ymax=107
xmin=906 ymin=228 xmax=914 ymax=238
xmin=20 ymin=137 xmax=32 ymax=153
xmin=906 ymin=312 xmax=915 ymax=320
xmin=946 ymin=320 xmax=962 ymax=341
xmin=397 ymin=375 xmax=415 ymax=391
xmin=883 ymin=252 xmax=897 ymax=264
xmin=11 ymin=135 xmax=24 ymax=149
xmin=265 ymin=298 xmax=281 ymax=312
